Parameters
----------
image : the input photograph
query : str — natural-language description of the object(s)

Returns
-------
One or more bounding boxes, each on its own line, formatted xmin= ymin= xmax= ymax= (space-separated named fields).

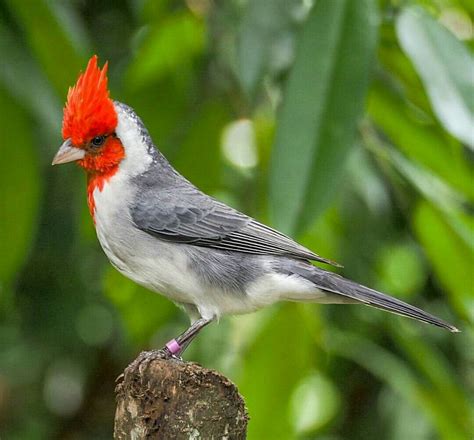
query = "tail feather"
xmin=293 ymin=263 xmax=459 ymax=332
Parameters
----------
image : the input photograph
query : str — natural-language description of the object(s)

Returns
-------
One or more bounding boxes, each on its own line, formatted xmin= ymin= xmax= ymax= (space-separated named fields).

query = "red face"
xmin=52 ymin=55 xmax=124 ymax=175
xmin=52 ymin=55 xmax=126 ymax=219
xmin=76 ymin=134 xmax=125 ymax=174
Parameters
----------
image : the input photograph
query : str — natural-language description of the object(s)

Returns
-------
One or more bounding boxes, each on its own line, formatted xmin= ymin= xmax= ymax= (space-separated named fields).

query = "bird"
xmin=52 ymin=56 xmax=458 ymax=357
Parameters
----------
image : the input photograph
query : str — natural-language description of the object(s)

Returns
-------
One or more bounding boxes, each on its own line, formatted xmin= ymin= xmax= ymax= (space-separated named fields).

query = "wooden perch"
xmin=114 ymin=351 xmax=248 ymax=439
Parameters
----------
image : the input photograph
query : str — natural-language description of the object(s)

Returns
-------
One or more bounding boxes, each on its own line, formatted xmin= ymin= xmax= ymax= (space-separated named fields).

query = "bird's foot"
xmin=126 ymin=338 xmax=186 ymax=375
xmin=141 ymin=348 xmax=175 ymax=362
xmin=115 ymin=372 xmax=125 ymax=384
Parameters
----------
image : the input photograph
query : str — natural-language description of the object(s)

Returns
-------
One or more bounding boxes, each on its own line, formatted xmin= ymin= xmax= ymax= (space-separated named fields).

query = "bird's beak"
xmin=52 ymin=139 xmax=85 ymax=165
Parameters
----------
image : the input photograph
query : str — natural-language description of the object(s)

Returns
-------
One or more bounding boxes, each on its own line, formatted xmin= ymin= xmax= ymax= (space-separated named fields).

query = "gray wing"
xmin=131 ymin=184 xmax=338 ymax=266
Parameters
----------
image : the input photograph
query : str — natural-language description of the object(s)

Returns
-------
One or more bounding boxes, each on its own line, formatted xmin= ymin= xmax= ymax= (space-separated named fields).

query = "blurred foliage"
xmin=0 ymin=0 xmax=473 ymax=439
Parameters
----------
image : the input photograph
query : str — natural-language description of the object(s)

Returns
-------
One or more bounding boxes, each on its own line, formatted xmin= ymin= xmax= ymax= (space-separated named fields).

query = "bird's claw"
xmin=133 ymin=348 xmax=183 ymax=374
xmin=115 ymin=372 xmax=125 ymax=384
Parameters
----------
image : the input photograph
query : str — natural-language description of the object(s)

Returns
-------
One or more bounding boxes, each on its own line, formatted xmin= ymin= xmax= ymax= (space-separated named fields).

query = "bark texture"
xmin=114 ymin=351 xmax=248 ymax=439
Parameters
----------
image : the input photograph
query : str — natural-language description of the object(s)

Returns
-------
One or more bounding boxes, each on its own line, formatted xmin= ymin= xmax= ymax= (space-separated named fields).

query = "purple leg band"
xmin=166 ymin=339 xmax=181 ymax=355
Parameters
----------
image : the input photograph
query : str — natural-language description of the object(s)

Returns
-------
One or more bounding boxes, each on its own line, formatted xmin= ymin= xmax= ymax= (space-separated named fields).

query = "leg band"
xmin=165 ymin=339 xmax=181 ymax=355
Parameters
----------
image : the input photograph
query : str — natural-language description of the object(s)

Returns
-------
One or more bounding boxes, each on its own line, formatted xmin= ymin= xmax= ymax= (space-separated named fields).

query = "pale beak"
xmin=52 ymin=139 xmax=85 ymax=165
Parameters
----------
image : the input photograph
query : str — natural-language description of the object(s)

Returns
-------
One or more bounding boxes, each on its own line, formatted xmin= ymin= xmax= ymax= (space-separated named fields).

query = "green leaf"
xmin=171 ymin=100 xmax=230 ymax=193
xmin=269 ymin=0 xmax=378 ymax=235
xmin=0 ymin=88 xmax=41 ymax=288
xmin=378 ymin=23 xmax=432 ymax=114
xmin=376 ymin=242 xmax=426 ymax=299
xmin=237 ymin=304 xmax=315 ymax=439
xmin=331 ymin=330 xmax=471 ymax=440
xmin=396 ymin=7 xmax=474 ymax=149
xmin=126 ymin=12 xmax=205 ymax=89
xmin=5 ymin=0 xmax=85 ymax=95
xmin=384 ymin=145 xmax=468 ymax=215
xmin=391 ymin=323 xmax=474 ymax=435
xmin=368 ymin=83 xmax=473 ymax=200
xmin=0 ymin=20 xmax=61 ymax=133
xmin=362 ymin=124 xmax=472 ymax=319
xmin=237 ymin=0 xmax=297 ymax=98
xmin=289 ymin=371 xmax=340 ymax=434
xmin=413 ymin=201 xmax=473 ymax=322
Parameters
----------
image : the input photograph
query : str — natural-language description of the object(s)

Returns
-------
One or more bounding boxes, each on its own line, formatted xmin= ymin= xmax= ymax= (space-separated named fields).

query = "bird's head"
xmin=52 ymin=55 xmax=125 ymax=175
xmin=53 ymin=56 xmax=162 ymax=220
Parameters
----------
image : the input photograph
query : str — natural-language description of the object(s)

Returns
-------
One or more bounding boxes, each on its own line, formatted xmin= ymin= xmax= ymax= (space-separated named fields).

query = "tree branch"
xmin=114 ymin=351 xmax=248 ymax=439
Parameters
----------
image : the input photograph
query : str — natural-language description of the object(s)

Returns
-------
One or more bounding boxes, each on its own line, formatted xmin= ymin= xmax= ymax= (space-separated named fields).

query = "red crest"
xmin=62 ymin=55 xmax=117 ymax=146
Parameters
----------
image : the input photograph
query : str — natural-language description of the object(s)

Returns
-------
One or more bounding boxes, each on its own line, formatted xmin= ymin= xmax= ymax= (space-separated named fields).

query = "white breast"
xmin=92 ymin=175 xmax=195 ymax=299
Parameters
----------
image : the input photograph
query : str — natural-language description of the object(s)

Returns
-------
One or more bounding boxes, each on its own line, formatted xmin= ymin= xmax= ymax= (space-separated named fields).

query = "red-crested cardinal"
xmin=52 ymin=56 xmax=458 ymax=357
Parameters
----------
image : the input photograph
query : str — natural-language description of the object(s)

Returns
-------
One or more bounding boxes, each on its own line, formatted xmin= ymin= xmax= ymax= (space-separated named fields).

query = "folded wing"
xmin=131 ymin=183 xmax=338 ymax=266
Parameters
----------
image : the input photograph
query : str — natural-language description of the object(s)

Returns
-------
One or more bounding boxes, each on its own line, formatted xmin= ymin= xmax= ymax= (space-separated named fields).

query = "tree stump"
xmin=114 ymin=351 xmax=248 ymax=439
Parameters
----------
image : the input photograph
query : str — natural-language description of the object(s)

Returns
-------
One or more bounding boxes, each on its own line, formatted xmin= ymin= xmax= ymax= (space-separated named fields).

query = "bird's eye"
xmin=91 ymin=135 xmax=106 ymax=148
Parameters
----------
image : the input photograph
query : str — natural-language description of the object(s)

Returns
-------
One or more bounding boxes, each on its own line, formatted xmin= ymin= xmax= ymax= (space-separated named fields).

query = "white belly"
xmin=91 ymin=177 xmax=266 ymax=319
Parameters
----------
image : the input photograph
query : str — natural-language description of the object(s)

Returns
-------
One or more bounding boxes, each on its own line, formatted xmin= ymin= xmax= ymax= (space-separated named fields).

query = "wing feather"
xmin=131 ymin=185 xmax=338 ymax=266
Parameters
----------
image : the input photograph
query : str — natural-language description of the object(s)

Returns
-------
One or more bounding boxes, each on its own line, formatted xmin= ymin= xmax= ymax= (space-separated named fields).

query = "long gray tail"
xmin=290 ymin=263 xmax=459 ymax=332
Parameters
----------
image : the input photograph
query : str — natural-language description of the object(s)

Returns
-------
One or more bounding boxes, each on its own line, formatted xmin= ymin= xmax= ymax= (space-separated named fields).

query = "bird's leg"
xmin=133 ymin=318 xmax=212 ymax=371
xmin=165 ymin=318 xmax=213 ymax=357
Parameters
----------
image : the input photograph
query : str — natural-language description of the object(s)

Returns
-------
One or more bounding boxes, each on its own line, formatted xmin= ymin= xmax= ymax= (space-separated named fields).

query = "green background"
xmin=0 ymin=0 xmax=473 ymax=438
